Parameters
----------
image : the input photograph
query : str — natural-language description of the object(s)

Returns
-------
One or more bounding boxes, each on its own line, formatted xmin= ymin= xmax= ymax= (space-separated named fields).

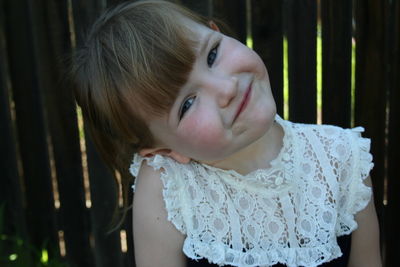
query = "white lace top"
xmin=130 ymin=116 xmax=373 ymax=267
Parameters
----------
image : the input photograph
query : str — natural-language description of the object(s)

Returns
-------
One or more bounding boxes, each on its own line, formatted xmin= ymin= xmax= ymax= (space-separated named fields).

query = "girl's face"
xmin=141 ymin=21 xmax=276 ymax=166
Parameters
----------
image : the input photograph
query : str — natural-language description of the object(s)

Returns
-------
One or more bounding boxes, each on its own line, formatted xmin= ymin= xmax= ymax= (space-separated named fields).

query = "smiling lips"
xmin=234 ymin=83 xmax=252 ymax=122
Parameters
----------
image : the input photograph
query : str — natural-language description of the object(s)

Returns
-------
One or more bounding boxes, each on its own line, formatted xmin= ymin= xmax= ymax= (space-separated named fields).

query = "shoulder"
xmin=288 ymin=121 xmax=352 ymax=164
xmin=285 ymin=119 xmax=350 ymax=148
xmin=349 ymin=176 xmax=382 ymax=267
xmin=133 ymin=161 xmax=170 ymax=239
xmin=293 ymin=121 xmax=359 ymax=153
xmin=133 ymin=161 xmax=186 ymax=267
xmin=290 ymin=120 xmax=347 ymax=137
xmin=134 ymin=159 xmax=164 ymax=194
xmin=133 ymin=159 xmax=170 ymax=223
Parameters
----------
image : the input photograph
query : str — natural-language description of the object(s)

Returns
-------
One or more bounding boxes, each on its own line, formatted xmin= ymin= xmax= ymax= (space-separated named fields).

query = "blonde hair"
xmin=71 ymin=0 xmax=210 ymax=229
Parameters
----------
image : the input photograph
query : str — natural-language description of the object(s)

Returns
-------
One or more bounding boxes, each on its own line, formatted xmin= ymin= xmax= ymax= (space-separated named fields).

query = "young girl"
xmin=72 ymin=1 xmax=382 ymax=266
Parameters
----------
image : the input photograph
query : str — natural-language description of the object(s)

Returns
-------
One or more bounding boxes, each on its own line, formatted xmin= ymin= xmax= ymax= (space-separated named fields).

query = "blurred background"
xmin=0 ymin=0 xmax=399 ymax=266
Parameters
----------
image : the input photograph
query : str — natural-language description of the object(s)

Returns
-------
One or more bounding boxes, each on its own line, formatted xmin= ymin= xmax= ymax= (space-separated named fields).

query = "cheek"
xmin=225 ymin=38 xmax=265 ymax=73
xmin=178 ymin=115 xmax=227 ymax=152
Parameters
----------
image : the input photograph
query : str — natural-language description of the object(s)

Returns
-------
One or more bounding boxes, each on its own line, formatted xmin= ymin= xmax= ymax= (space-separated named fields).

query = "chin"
xmin=256 ymin=105 xmax=276 ymax=125
xmin=253 ymin=123 xmax=271 ymax=140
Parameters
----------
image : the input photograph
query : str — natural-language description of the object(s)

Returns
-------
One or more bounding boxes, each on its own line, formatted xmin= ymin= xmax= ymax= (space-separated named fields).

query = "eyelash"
xmin=179 ymin=96 xmax=196 ymax=120
xmin=207 ymin=43 xmax=219 ymax=67
xmin=178 ymin=43 xmax=220 ymax=121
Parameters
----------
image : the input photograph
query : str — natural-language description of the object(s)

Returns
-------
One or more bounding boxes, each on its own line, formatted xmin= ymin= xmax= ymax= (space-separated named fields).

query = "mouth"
xmin=234 ymin=82 xmax=252 ymax=122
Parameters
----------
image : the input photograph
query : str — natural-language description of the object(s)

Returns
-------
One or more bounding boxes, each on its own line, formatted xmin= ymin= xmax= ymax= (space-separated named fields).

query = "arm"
xmin=348 ymin=176 xmax=382 ymax=267
xmin=133 ymin=162 xmax=186 ymax=267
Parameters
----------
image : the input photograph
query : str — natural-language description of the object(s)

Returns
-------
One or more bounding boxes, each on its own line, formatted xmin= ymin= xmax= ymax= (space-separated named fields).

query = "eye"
xmin=179 ymin=96 xmax=196 ymax=120
xmin=207 ymin=43 xmax=219 ymax=67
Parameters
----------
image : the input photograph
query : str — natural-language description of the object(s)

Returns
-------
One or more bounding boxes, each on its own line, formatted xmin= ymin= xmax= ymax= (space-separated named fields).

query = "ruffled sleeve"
xmin=129 ymin=154 xmax=187 ymax=234
xmin=336 ymin=127 xmax=373 ymax=235
xmin=129 ymin=154 xmax=144 ymax=192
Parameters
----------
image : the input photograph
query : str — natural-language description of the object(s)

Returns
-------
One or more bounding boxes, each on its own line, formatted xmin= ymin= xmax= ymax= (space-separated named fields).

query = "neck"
xmin=205 ymin=121 xmax=284 ymax=175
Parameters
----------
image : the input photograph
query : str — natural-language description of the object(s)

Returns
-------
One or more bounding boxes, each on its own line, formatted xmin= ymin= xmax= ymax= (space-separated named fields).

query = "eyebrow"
xmin=198 ymin=31 xmax=214 ymax=57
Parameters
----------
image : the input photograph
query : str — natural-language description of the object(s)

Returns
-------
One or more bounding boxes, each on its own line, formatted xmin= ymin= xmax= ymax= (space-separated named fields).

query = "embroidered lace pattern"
xmin=130 ymin=116 xmax=373 ymax=267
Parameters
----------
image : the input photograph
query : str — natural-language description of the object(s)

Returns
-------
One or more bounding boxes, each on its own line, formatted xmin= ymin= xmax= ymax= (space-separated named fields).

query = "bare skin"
xmin=348 ymin=176 xmax=382 ymax=267
xmin=133 ymin=163 xmax=186 ymax=267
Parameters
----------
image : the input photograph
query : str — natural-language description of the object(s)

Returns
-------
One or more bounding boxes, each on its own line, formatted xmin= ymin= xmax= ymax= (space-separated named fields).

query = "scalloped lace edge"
xmin=183 ymin=236 xmax=343 ymax=267
xmin=336 ymin=127 xmax=373 ymax=235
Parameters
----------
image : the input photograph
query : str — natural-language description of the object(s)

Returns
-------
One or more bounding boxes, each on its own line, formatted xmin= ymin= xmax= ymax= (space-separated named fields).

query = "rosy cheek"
xmin=179 ymin=116 xmax=225 ymax=150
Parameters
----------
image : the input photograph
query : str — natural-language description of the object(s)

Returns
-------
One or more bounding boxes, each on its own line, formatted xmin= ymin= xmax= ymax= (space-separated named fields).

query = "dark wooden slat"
xmin=384 ymin=0 xmax=399 ymax=265
xmin=107 ymin=0 xmax=128 ymax=8
xmin=321 ymin=0 xmax=352 ymax=127
xmin=182 ymin=0 xmax=212 ymax=17
xmin=213 ymin=0 xmax=247 ymax=43
xmin=0 ymin=0 xmax=28 ymax=254
xmin=85 ymin=135 xmax=123 ymax=267
xmin=2 ymin=1 xmax=398 ymax=267
xmin=354 ymin=0 xmax=387 ymax=253
xmin=71 ymin=0 xmax=106 ymax=45
xmin=28 ymin=0 xmax=96 ymax=265
xmin=252 ymin=0 xmax=284 ymax=117
xmin=71 ymin=1 xmax=125 ymax=266
xmin=122 ymin=188 xmax=134 ymax=267
xmin=4 ymin=0 xmax=57 ymax=259
xmin=286 ymin=0 xmax=317 ymax=123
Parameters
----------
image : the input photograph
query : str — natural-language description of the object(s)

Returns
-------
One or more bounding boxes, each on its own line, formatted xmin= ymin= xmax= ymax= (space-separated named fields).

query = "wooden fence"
xmin=0 ymin=0 xmax=399 ymax=266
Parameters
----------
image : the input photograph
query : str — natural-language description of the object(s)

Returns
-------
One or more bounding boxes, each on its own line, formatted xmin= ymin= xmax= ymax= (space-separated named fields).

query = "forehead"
xmin=134 ymin=19 xmax=213 ymax=121
xmin=181 ymin=19 xmax=214 ymax=53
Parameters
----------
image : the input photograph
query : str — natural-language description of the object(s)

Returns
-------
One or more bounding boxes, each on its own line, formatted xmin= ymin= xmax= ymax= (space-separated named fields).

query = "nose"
xmin=215 ymin=76 xmax=238 ymax=108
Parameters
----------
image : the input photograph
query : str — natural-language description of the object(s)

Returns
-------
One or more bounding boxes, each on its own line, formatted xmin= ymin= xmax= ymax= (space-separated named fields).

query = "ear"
xmin=139 ymin=148 xmax=191 ymax=164
xmin=208 ymin=20 xmax=220 ymax=32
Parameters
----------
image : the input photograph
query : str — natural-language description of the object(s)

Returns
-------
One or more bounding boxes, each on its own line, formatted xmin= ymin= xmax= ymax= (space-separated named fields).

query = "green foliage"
xmin=0 ymin=204 xmax=68 ymax=267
